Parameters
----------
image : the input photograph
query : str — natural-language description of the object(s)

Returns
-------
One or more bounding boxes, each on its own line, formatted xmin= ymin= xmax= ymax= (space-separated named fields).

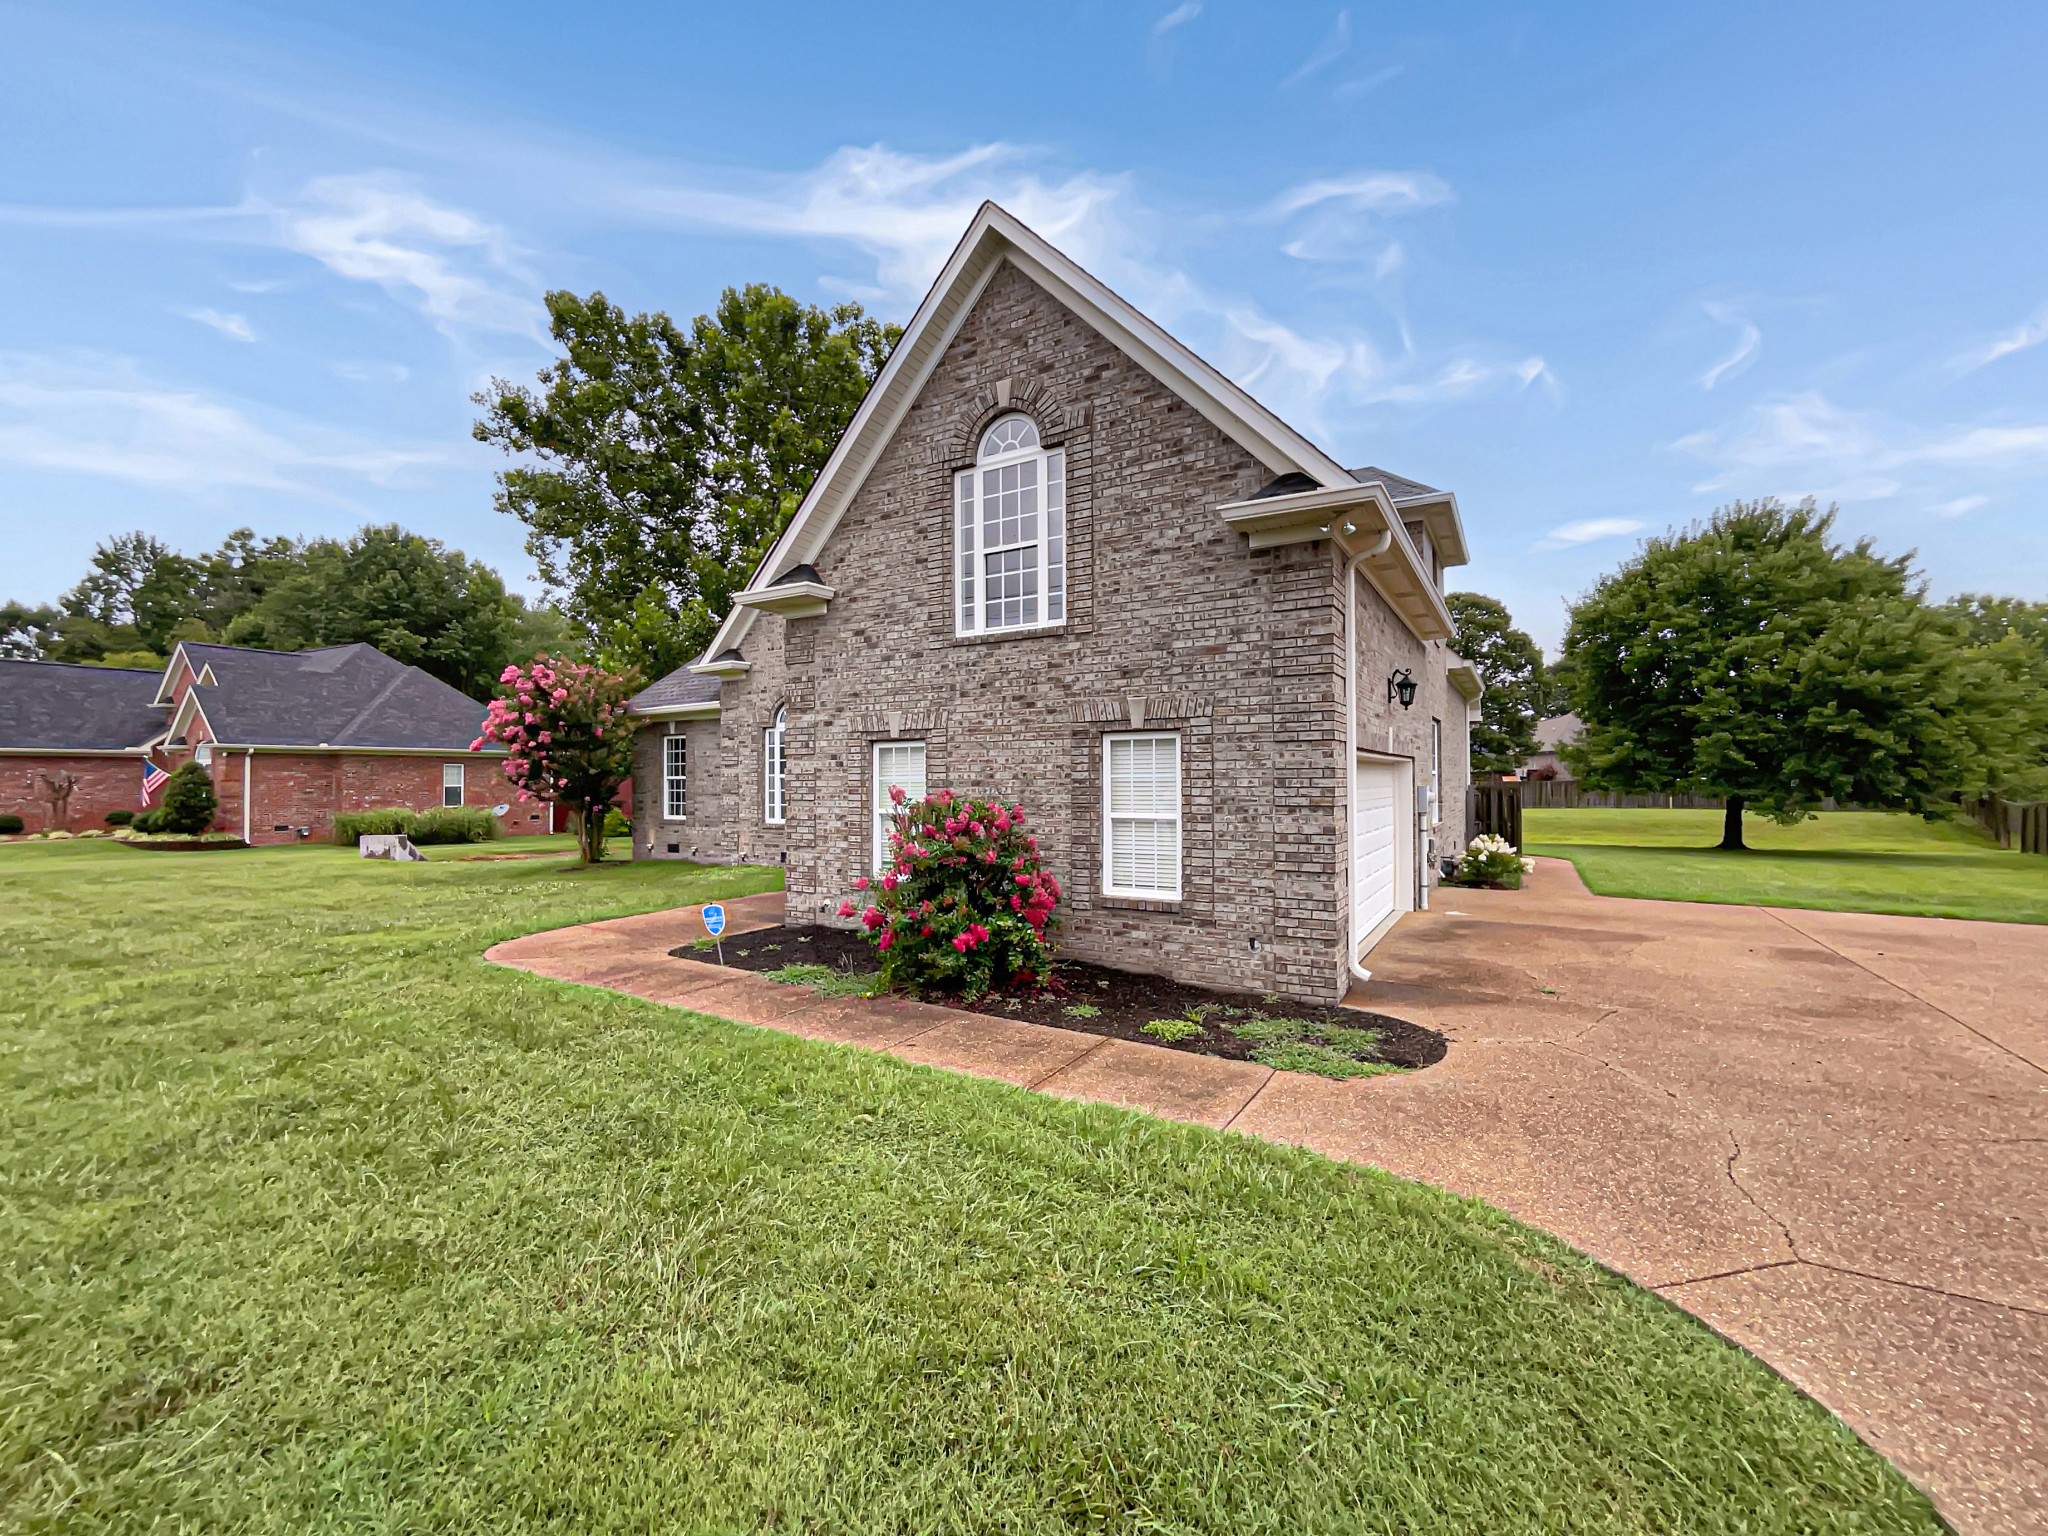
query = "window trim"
xmin=1430 ymin=717 xmax=1442 ymax=826
xmin=953 ymin=414 xmax=1067 ymax=638
xmin=1100 ymin=730 xmax=1184 ymax=902
xmin=871 ymin=739 xmax=926 ymax=872
xmin=663 ymin=732 xmax=687 ymax=821
xmin=441 ymin=760 xmax=463 ymax=808
xmin=763 ymin=706 xmax=787 ymax=826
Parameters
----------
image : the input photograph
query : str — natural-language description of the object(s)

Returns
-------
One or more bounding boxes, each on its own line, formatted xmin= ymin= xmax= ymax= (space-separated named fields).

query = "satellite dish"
xmin=491 ymin=803 xmax=511 ymax=817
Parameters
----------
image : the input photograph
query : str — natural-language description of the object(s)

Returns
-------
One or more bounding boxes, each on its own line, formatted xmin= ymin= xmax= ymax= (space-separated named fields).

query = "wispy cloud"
xmin=1675 ymin=390 xmax=2048 ymax=508
xmin=183 ymin=307 xmax=256 ymax=342
xmin=1955 ymin=305 xmax=2048 ymax=373
xmin=1151 ymin=1 xmax=1202 ymax=38
xmin=273 ymin=174 xmax=542 ymax=339
xmin=1268 ymin=171 xmax=1452 ymax=219
xmin=0 ymin=354 xmax=441 ymax=498
xmin=1535 ymin=517 xmax=1645 ymax=551
xmin=1283 ymin=10 xmax=1351 ymax=88
xmin=1699 ymin=301 xmax=1759 ymax=389
xmin=1932 ymin=494 xmax=1988 ymax=519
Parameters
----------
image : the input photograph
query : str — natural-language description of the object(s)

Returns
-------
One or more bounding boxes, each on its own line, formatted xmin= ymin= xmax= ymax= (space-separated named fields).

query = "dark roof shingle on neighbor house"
xmin=174 ymin=643 xmax=496 ymax=751
xmin=1348 ymin=465 xmax=1443 ymax=502
xmin=629 ymin=664 xmax=723 ymax=714
xmin=0 ymin=660 xmax=164 ymax=751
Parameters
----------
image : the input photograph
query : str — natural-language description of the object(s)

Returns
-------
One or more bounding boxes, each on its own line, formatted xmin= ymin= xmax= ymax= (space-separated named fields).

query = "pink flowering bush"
xmin=473 ymin=655 xmax=638 ymax=863
xmin=839 ymin=788 xmax=1060 ymax=997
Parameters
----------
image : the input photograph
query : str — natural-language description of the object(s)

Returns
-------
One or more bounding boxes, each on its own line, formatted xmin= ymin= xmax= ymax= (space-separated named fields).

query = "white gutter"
xmin=1342 ymin=526 xmax=1394 ymax=989
xmin=242 ymin=749 xmax=252 ymax=843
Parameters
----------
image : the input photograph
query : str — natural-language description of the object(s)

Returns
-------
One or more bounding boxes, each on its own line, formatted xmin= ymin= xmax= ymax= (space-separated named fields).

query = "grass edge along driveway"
xmin=1 ymin=840 xmax=1943 ymax=1533
xmin=1526 ymin=807 xmax=2048 ymax=924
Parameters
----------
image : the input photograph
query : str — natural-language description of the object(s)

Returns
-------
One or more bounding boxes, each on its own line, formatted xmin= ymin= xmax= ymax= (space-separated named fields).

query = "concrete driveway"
xmin=1285 ymin=859 xmax=2046 ymax=1536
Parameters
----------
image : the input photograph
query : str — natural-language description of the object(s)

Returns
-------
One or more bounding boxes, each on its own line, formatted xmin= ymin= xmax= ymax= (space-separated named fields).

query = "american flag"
xmin=141 ymin=760 xmax=169 ymax=805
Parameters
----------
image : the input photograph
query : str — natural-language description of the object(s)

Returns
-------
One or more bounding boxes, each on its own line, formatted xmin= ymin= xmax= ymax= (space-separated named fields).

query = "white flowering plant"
xmin=1449 ymin=833 xmax=1536 ymax=890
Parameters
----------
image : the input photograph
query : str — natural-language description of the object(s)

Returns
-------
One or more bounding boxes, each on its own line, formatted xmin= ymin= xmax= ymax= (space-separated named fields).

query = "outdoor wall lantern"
xmin=1388 ymin=668 xmax=1418 ymax=709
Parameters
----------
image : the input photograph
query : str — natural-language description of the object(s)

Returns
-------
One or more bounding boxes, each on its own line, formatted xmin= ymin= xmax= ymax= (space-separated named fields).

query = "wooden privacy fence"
xmin=1517 ymin=779 xmax=1724 ymax=811
xmin=1470 ymin=782 xmax=1524 ymax=850
xmin=1965 ymin=795 xmax=2048 ymax=855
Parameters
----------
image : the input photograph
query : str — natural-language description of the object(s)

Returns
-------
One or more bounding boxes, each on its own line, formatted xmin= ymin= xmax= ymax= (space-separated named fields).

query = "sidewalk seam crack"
xmin=1219 ymin=1068 xmax=1280 ymax=1132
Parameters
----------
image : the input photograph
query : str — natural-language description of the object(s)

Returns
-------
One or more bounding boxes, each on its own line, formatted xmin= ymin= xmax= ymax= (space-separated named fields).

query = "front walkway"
xmin=486 ymin=863 xmax=2046 ymax=1536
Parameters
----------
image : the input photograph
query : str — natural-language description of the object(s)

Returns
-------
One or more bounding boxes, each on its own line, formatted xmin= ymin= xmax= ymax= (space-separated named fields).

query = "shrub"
xmin=104 ymin=808 xmax=134 ymax=827
xmin=0 ymin=814 xmax=22 ymax=835
xmin=837 ymin=788 xmax=1060 ymax=998
xmin=407 ymin=806 xmax=498 ymax=845
xmin=1140 ymin=1018 xmax=1202 ymax=1043
xmin=130 ymin=808 xmax=168 ymax=834
xmin=475 ymin=656 xmax=639 ymax=864
xmin=331 ymin=808 xmax=415 ymax=846
xmin=160 ymin=763 xmax=217 ymax=835
xmin=1448 ymin=833 xmax=1535 ymax=890
xmin=603 ymin=806 xmax=630 ymax=838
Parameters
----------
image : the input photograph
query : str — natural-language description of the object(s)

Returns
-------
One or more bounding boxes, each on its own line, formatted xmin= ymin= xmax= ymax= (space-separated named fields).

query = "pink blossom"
xmin=888 ymin=784 xmax=907 ymax=806
xmin=880 ymin=874 xmax=897 ymax=892
xmin=853 ymin=876 xmax=869 ymax=891
xmin=877 ymin=929 xmax=894 ymax=952
xmin=951 ymin=933 xmax=970 ymax=953
xmin=837 ymin=899 xmax=857 ymax=918
xmin=861 ymin=905 xmax=886 ymax=930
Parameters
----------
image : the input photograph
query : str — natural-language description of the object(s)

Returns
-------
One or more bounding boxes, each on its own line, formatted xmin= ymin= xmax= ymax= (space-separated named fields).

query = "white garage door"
xmin=1352 ymin=757 xmax=1400 ymax=946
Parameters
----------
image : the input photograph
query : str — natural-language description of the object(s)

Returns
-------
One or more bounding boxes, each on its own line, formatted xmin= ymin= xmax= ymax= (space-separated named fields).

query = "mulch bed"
xmin=675 ymin=923 xmax=1446 ymax=1073
xmin=113 ymin=837 xmax=250 ymax=852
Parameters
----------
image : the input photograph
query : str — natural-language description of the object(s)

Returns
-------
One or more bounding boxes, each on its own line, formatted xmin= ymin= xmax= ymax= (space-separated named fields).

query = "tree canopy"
xmin=6 ymin=526 xmax=572 ymax=698
xmin=1446 ymin=592 xmax=1548 ymax=775
xmin=1562 ymin=499 xmax=1966 ymax=848
xmin=473 ymin=284 xmax=899 ymax=679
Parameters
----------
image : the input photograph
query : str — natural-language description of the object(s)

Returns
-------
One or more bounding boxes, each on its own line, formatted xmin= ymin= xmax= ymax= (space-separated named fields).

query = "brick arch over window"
xmin=950 ymin=381 xmax=1072 ymax=465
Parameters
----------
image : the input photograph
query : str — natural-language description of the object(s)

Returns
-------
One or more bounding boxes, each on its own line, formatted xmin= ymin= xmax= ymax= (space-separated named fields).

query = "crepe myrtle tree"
xmin=475 ymin=655 xmax=639 ymax=863
xmin=840 ymin=787 xmax=1061 ymax=998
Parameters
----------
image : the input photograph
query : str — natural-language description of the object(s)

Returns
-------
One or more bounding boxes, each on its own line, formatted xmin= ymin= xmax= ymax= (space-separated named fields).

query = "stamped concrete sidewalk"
xmin=487 ymin=864 xmax=2046 ymax=1536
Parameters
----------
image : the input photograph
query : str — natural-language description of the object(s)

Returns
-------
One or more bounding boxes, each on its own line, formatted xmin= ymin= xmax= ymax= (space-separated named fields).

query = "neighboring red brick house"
xmin=0 ymin=661 xmax=167 ymax=829
xmin=2 ymin=644 xmax=540 ymax=844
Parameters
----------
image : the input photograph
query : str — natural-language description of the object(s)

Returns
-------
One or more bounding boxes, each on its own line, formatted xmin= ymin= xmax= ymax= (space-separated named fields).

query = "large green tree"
xmin=1562 ymin=499 xmax=1964 ymax=849
xmin=1938 ymin=594 xmax=2048 ymax=801
xmin=1447 ymin=592 xmax=1547 ymax=775
xmin=227 ymin=525 xmax=523 ymax=698
xmin=473 ymin=284 xmax=898 ymax=678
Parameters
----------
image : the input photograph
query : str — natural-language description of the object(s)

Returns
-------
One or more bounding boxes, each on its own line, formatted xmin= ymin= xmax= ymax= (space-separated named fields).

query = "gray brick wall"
xmin=633 ymin=257 xmax=1469 ymax=1001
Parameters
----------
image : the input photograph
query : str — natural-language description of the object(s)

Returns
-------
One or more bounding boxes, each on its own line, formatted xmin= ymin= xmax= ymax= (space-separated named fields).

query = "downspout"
xmin=1341 ymin=525 xmax=1394 ymax=988
xmin=241 ymin=749 xmax=252 ymax=844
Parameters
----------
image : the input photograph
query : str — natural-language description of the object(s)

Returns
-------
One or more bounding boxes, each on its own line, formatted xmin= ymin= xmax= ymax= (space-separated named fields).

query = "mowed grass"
xmin=1527 ymin=807 xmax=2048 ymax=923
xmin=0 ymin=842 xmax=1942 ymax=1533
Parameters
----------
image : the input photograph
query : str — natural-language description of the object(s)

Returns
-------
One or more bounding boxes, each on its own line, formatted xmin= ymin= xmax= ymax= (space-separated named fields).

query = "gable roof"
xmin=702 ymin=201 xmax=1468 ymax=668
xmin=0 ymin=660 xmax=163 ymax=751
xmin=160 ymin=642 xmax=495 ymax=751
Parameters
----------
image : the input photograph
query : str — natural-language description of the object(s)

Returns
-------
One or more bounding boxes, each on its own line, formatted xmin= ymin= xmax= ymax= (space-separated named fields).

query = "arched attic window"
xmin=953 ymin=413 xmax=1065 ymax=634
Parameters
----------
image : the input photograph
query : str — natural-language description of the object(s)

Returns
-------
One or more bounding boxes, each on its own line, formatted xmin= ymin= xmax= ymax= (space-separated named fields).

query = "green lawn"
xmin=1 ymin=842 xmax=1940 ymax=1533
xmin=1527 ymin=807 xmax=2048 ymax=922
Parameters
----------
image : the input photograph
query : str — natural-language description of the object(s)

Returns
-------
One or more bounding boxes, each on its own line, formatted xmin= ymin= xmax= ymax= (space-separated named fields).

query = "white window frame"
xmin=193 ymin=742 xmax=214 ymax=769
xmin=442 ymin=761 xmax=464 ymax=808
xmin=763 ymin=706 xmax=787 ymax=826
xmin=663 ymin=733 xmax=687 ymax=820
xmin=871 ymin=740 xmax=926 ymax=872
xmin=1101 ymin=731 xmax=1183 ymax=901
xmin=953 ymin=414 xmax=1066 ymax=637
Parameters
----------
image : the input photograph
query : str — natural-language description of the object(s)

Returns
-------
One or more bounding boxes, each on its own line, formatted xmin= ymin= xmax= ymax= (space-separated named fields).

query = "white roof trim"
xmin=702 ymin=200 xmax=1363 ymax=667
xmin=631 ymin=701 xmax=721 ymax=721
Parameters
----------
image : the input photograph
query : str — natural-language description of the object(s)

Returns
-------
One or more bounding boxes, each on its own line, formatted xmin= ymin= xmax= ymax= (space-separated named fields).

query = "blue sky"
xmin=4 ymin=1 xmax=2045 ymax=648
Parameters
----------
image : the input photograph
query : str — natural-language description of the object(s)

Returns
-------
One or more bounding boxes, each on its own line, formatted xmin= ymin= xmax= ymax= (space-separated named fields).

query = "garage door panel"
xmin=1353 ymin=758 xmax=1398 ymax=941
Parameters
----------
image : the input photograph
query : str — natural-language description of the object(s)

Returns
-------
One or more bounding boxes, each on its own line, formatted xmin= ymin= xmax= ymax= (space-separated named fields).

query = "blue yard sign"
xmin=702 ymin=903 xmax=726 ymax=937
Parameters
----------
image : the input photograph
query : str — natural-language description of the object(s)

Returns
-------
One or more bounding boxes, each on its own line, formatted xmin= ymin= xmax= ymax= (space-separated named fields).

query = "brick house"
xmin=1 ymin=643 xmax=538 ymax=844
xmin=626 ymin=203 xmax=1483 ymax=1002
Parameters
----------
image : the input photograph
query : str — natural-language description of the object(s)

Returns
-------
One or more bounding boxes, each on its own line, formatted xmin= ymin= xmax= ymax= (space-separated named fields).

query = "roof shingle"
xmin=0 ymin=661 xmax=162 ymax=751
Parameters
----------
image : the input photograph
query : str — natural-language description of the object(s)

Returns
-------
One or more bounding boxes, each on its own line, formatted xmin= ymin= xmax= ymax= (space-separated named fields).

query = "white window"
xmin=1103 ymin=732 xmax=1182 ymax=900
xmin=193 ymin=742 xmax=213 ymax=768
xmin=663 ymin=733 xmax=687 ymax=820
xmin=872 ymin=740 xmax=926 ymax=871
xmin=953 ymin=414 xmax=1065 ymax=636
xmin=763 ymin=706 xmax=787 ymax=825
xmin=442 ymin=761 xmax=464 ymax=808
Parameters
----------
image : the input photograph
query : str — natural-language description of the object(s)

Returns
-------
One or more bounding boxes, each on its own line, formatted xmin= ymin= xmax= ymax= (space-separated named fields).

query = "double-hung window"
xmin=1103 ymin=732 xmax=1182 ymax=900
xmin=1429 ymin=718 xmax=1442 ymax=825
xmin=663 ymin=733 xmax=687 ymax=819
xmin=872 ymin=740 xmax=926 ymax=872
xmin=442 ymin=761 xmax=464 ymax=808
xmin=954 ymin=414 xmax=1065 ymax=635
xmin=763 ymin=707 xmax=787 ymax=825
